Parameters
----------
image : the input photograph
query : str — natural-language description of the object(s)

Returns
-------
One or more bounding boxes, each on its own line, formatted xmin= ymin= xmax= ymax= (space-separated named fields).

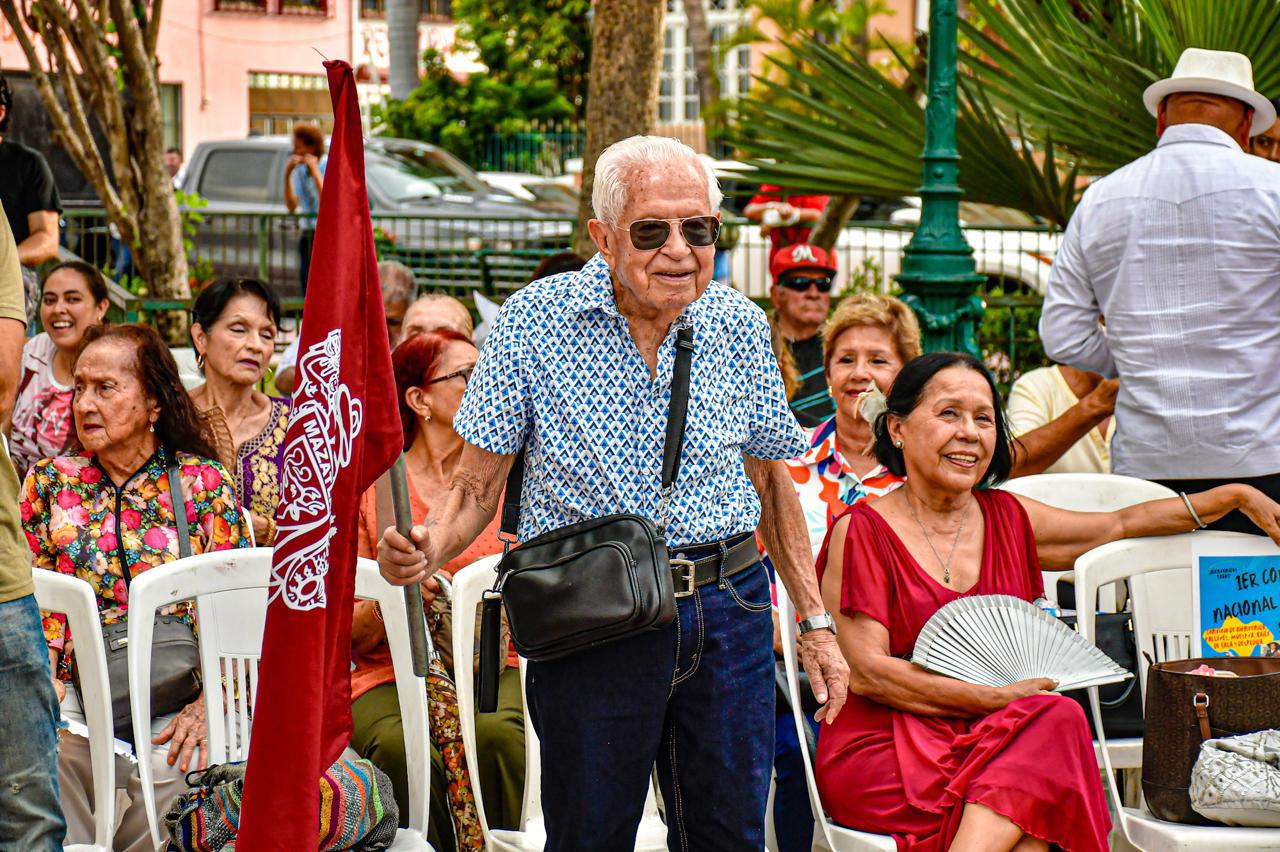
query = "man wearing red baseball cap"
xmin=771 ymin=243 xmax=838 ymax=427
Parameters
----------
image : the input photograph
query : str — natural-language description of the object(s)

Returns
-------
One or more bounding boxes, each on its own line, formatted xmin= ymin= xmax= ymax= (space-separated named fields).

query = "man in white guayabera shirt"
xmin=1041 ymin=48 xmax=1280 ymax=536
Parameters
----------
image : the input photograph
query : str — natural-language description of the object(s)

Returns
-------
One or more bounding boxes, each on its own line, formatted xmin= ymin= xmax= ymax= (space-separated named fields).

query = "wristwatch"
xmin=797 ymin=611 xmax=837 ymax=636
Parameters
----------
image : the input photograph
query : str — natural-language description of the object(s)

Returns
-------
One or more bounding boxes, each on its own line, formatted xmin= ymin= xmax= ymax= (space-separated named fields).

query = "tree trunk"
xmin=387 ymin=0 xmax=420 ymax=100
xmin=682 ymin=0 xmax=720 ymax=153
xmin=573 ymin=0 xmax=666 ymax=258
xmin=810 ymin=194 xmax=861 ymax=251
xmin=1 ymin=0 xmax=190 ymax=339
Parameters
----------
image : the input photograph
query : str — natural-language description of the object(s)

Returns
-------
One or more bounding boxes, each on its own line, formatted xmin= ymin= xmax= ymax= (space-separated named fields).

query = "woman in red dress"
xmin=815 ymin=352 xmax=1280 ymax=852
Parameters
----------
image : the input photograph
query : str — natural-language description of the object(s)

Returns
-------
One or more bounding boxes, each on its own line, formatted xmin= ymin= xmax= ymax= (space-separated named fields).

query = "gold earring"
xmin=195 ymin=351 xmax=206 ymax=370
xmin=894 ymin=439 xmax=903 ymax=448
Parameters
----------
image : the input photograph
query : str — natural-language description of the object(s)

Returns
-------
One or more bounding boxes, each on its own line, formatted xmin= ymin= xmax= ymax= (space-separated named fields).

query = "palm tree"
xmin=572 ymin=0 xmax=666 ymax=256
xmin=682 ymin=0 xmax=721 ymax=153
xmin=387 ymin=0 xmax=420 ymax=100
xmin=728 ymin=0 xmax=1280 ymax=227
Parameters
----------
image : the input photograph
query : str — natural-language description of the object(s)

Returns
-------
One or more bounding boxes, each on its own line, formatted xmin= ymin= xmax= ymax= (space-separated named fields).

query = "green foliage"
xmin=177 ymin=189 xmax=214 ymax=288
xmin=727 ymin=0 xmax=1280 ymax=227
xmin=373 ymin=0 xmax=591 ymax=162
xmin=728 ymin=38 xmax=1080 ymax=225
xmin=711 ymin=0 xmax=894 ymax=130
xmin=960 ymin=0 xmax=1280 ymax=175
xmin=373 ymin=225 xmax=399 ymax=260
xmin=977 ymin=281 xmax=1050 ymax=397
xmin=835 ymin=256 xmax=885 ymax=299
xmin=724 ymin=0 xmax=895 ymax=62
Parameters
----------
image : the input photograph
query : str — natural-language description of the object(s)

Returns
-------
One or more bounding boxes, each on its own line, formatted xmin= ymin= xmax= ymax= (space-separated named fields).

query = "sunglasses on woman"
xmin=622 ymin=215 xmax=721 ymax=251
xmin=779 ymin=274 xmax=834 ymax=294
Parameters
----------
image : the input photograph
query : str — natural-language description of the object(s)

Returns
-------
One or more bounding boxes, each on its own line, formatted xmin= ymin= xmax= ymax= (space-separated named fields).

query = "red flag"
xmin=237 ymin=60 xmax=401 ymax=850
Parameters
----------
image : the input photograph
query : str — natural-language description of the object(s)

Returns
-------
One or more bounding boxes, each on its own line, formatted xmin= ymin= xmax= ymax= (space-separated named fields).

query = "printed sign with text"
xmin=1193 ymin=538 xmax=1280 ymax=658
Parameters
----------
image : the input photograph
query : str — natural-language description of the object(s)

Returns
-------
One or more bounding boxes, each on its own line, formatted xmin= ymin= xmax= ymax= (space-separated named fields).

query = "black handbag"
xmin=72 ymin=455 xmax=202 ymax=743
xmin=1059 ymin=610 xmax=1145 ymax=739
xmin=477 ymin=327 xmax=694 ymax=711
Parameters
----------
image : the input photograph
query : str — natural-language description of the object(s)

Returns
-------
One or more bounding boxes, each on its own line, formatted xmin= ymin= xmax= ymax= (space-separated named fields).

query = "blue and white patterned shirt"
xmin=454 ymin=253 xmax=807 ymax=547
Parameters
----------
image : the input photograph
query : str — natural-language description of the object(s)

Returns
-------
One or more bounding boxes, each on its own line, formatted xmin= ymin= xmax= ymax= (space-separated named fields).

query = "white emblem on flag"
xmin=790 ymin=244 xmax=818 ymax=263
xmin=272 ymin=329 xmax=364 ymax=610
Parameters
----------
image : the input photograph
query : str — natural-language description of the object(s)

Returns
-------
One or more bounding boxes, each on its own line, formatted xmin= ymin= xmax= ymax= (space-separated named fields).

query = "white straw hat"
xmin=1143 ymin=48 xmax=1275 ymax=135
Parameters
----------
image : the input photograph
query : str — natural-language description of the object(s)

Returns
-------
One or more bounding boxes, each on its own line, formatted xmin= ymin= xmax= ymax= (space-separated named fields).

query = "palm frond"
xmin=728 ymin=0 xmax=1280 ymax=227
xmin=728 ymin=38 xmax=1081 ymax=225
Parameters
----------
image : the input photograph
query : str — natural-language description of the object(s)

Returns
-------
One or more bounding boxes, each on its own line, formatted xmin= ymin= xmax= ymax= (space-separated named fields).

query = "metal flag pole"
xmin=388 ymin=453 xmax=432 ymax=677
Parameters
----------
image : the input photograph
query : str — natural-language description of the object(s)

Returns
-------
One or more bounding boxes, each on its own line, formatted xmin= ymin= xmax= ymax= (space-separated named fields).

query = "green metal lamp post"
xmin=896 ymin=0 xmax=986 ymax=357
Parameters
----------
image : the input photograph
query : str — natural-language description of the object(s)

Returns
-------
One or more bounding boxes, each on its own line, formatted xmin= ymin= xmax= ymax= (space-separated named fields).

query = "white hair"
xmin=591 ymin=135 xmax=722 ymax=226
xmin=377 ymin=260 xmax=415 ymax=308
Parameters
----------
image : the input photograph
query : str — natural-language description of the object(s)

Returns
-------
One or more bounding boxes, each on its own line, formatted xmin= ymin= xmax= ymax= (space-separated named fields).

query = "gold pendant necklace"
xmin=905 ymin=490 xmax=967 ymax=585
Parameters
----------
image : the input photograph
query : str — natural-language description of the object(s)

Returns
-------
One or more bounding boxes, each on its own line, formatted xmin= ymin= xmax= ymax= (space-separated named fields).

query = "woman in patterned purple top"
xmin=188 ymin=278 xmax=290 ymax=546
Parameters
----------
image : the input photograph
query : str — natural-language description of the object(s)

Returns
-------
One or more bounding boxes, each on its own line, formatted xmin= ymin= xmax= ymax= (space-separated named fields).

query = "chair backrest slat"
xmin=127 ymin=548 xmax=434 ymax=847
xmin=33 ymin=570 xmax=116 ymax=851
xmin=999 ymin=474 xmax=1177 ymax=608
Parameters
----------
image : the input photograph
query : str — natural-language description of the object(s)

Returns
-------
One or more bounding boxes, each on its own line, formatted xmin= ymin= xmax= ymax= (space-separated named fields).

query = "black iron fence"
xmin=60 ymin=208 xmax=1058 ymax=386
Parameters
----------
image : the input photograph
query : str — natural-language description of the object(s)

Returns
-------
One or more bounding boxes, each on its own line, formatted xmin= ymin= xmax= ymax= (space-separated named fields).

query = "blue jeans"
xmin=526 ymin=559 xmax=775 ymax=851
xmin=0 ymin=594 xmax=66 ymax=850
xmin=773 ymin=695 xmax=816 ymax=852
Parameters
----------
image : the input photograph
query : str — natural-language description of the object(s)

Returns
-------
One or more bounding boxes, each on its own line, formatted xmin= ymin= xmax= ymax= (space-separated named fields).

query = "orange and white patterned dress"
xmin=785 ymin=416 xmax=905 ymax=546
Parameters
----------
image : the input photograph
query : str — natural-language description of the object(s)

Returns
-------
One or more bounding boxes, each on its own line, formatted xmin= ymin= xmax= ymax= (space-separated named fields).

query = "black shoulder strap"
xmin=498 ymin=325 xmax=695 ymax=539
xmin=500 ymin=453 xmax=524 ymax=538
xmin=663 ymin=327 xmax=695 ymax=490
xmin=169 ymin=455 xmax=192 ymax=560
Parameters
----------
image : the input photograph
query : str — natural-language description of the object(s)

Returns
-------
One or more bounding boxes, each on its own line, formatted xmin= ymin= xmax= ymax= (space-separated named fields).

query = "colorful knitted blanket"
xmin=163 ymin=756 xmax=399 ymax=850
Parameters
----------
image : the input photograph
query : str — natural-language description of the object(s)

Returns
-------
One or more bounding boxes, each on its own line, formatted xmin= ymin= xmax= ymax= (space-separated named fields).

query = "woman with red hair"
xmin=348 ymin=329 xmax=522 ymax=851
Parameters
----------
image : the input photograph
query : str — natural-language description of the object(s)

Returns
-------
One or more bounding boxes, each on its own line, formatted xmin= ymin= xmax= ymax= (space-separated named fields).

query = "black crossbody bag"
xmin=477 ymin=327 xmax=694 ymax=712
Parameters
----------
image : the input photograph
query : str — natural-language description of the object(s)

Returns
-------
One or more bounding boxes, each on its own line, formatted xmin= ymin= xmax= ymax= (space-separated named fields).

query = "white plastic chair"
xmin=1000 ymin=473 xmax=1179 ymax=773
xmin=999 ymin=472 xmax=1177 ymax=606
xmin=32 ymin=570 xmax=115 ymax=852
xmin=126 ymin=548 xmax=434 ymax=850
xmin=774 ymin=580 xmax=897 ymax=852
xmin=450 ymin=555 xmax=669 ymax=850
xmin=1075 ymin=531 xmax=1280 ymax=850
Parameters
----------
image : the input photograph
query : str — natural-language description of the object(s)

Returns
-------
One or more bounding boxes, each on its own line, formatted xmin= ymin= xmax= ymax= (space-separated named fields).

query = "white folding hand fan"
xmin=910 ymin=595 xmax=1131 ymax=692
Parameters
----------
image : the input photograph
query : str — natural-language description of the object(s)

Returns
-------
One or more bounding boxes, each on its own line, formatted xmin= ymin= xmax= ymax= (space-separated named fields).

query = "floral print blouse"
xmin=20 ymin=450 xmax=250 ymax=679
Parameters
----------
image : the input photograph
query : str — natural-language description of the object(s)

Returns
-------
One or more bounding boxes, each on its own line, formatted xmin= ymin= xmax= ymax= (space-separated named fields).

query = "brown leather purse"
xmin=1142 ymin=656 xmax=1280 ymax=823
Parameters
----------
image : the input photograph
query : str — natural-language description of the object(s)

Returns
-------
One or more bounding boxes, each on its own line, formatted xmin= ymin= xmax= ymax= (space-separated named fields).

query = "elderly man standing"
xmin=379 ymin=136 xmax=847 ymax=850
xmin=1041 ymin=48 xmax=1280 ymax=534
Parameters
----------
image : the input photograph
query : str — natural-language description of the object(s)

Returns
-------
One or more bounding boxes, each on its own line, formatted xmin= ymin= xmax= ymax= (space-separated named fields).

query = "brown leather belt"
xmin=668 ymin=531 xmax=759 ymax=598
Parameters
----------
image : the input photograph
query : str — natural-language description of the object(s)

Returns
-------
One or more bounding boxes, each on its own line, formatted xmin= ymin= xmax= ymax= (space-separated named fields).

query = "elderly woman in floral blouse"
xmin=20 ymin=323 xmax=250 ymax=852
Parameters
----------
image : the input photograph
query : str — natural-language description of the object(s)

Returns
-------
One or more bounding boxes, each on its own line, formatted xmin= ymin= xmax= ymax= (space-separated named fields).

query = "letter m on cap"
xmin=790 ymin=244 xmax=818 ymax=263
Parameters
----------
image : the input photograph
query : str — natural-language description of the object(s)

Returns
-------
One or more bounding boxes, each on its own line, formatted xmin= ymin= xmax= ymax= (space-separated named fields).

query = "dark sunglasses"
xmin=779 ymin=275 xmax=834 ymax=294
xmin=427 ymin=366 xmax=474 ymax=386
xmin=623 ymin=216 xmax=721 ymax=251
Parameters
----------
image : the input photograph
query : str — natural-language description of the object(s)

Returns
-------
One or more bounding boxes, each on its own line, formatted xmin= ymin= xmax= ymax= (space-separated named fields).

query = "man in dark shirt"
xmin=0 ymin=72 xmax=62 ymax=323
xmin=771 ymin=243 xmax=837 ymax=427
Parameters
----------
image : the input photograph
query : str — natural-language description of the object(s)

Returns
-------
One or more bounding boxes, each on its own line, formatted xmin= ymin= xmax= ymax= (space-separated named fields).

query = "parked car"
xmin=479 ymin=172 xmax=580 ymax=216
xmin=182 ymin=137 xmax=575 ymax=295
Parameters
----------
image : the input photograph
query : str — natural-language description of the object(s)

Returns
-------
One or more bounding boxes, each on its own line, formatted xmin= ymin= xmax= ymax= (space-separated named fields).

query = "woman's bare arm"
xmin=1019 ymin=484 xmax=1280 ymax=570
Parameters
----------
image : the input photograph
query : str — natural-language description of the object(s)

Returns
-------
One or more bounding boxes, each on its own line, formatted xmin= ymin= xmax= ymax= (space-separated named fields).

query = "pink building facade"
xmin=0 ymin=1 xmax=466 ymax=162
